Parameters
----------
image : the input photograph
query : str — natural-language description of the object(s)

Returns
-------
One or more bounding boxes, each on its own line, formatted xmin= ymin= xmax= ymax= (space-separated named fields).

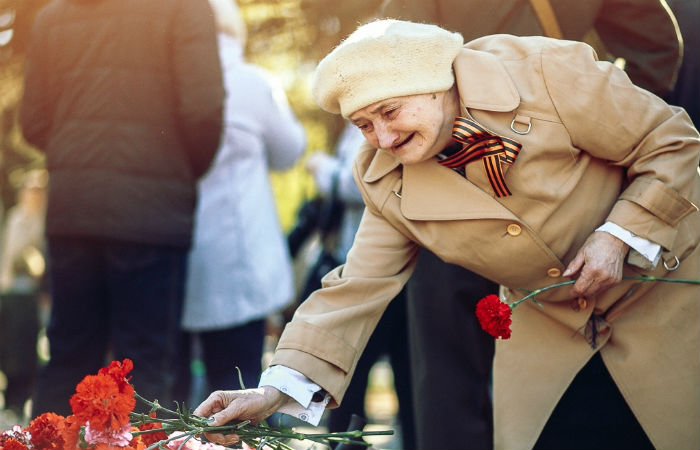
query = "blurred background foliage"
xmin=0 ymin=0 xmax=383 ymax=230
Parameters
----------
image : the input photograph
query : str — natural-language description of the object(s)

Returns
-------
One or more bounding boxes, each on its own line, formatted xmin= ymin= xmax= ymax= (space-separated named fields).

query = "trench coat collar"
xmin=362 ymin=45 xmax=520 ymax=184
xmin=454 ymin=45 xmax=521 ymax=112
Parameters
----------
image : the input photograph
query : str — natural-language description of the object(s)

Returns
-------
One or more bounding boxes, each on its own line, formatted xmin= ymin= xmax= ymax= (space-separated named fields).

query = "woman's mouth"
xmin=392 ymin=132 xmax=415 ymax=151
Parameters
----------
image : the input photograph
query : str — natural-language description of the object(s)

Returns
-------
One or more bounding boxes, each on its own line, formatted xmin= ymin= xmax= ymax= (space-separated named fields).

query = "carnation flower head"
xmin=98 ymin=358 xmax=134 ymax=393
xmin=28 ymin=412 xmax=66 ymax=449
xmin=1 ymin=438 xmax=29 ymax=449
xmin=84 ymin=422 xmax=133 ymax=447
xmin=137 ymin=416 xmax=168 ymax=447
xmin=60 ymin=414 xmax=83 ymax=450
xmin=475 ymin=294 xmax=512 ymax=339
xmin=70 ymin=372 xmax=136 ymax=432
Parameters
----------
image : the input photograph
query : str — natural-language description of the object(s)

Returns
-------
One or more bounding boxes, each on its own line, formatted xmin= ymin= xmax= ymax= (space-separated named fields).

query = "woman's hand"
xmin=563 ymin=231 xmax=629 ymax=298
xmin=193 ymin=386 xmax=289 ymax=445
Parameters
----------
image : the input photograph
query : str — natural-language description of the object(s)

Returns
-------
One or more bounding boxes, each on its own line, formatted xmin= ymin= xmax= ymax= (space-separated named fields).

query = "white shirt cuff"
xmin=596 ymin=222 xmax=661 ymax=269
xmin=259 ymin=365 xmax=330 ymax=426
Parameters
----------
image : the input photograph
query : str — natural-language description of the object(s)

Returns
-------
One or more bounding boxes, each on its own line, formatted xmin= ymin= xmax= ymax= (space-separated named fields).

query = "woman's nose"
xmin=375 ymin=122 xmax=399 ymax=149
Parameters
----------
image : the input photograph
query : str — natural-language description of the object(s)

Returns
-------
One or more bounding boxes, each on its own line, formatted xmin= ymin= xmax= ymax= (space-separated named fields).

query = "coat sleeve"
xmin=595 ymin=0 xmax=682 ymax=97
xmin=542 ymin=40 xmax=700 ymax=252
xmin=171 ymin=0 xmax=225 ymax=178
xmin=270 ymin=204 xmax=417 ymax=406
xmin=20 ymin=12 xmax=53 ymax=151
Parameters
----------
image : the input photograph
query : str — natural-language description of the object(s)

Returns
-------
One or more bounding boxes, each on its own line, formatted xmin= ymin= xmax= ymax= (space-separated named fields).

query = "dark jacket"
xmin=382 ymin=0 xmax=682 ymax=97
xmin=20 ymin=0 xmax=224 ymax=247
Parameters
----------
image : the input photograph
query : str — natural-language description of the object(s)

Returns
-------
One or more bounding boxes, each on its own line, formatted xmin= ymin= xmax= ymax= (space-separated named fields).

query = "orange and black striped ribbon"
xmin=438 ymin=116 xmax=522 ymax=197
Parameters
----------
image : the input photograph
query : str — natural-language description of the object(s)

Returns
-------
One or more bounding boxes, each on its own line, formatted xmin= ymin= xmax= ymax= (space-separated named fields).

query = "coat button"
xmin=506 ymin=223 xmax=522 ymax=236
xmin=570 ymin=297 xmax=588 ymax=311
xmin=546 ymin=267 xmax=561 ymax=278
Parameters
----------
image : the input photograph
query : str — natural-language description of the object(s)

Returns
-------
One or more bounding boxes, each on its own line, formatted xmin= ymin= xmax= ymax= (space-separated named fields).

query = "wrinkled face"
xmin=349 ymin=88 xmax=460 ymax=165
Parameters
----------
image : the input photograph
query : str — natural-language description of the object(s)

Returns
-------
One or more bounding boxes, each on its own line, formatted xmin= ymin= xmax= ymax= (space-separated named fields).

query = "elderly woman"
xmin=195 ymin=20 xmax=700 ymax=450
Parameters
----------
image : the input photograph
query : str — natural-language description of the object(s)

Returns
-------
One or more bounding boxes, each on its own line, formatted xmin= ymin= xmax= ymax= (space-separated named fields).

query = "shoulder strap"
xmin=529 ymin=0 xmax=563 ymax=39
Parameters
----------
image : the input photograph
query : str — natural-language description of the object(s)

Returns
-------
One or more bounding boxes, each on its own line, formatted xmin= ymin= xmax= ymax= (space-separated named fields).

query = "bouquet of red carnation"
xmin=0 ymin=359 xmax=391 ymax=450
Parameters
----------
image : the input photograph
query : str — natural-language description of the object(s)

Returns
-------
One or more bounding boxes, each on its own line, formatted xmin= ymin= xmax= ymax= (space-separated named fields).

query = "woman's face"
xmin=349 ymin=88 xmax=459 ymax=165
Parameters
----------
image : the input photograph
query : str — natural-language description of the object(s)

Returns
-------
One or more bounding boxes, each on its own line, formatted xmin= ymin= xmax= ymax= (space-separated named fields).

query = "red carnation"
xmin=28 ymin=412 xmax=66 ymax=449
xmin=137 ymin=419 xmax=168 ymax=447
xmin=98 ymin=358 xmax=134 ymax=392
xmin=1 ymin=438 xmax=29 ymax=450
xmin=60 ymin=414 xmax=83 ymax=450
xmin=476 ymin=294 xmax=512 ymax=339
xmin=70 ymin=372 xmax=136 ymax=432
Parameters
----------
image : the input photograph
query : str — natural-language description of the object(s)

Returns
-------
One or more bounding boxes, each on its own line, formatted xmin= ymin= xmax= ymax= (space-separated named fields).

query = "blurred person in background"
xmin=19 ymin=0 xmax=224 ymax=417
xmin=663 ymin=0 xmax=699 ymax=128
xmin=306 ymin=123 xmax=415 ymax=448
xmin=0 ymin=169 xmax=48 ymax=421
xmin=173 ymin=0 xmax=306 ymax=404
xmin=376 ymin=1 xmax=683 ymax=448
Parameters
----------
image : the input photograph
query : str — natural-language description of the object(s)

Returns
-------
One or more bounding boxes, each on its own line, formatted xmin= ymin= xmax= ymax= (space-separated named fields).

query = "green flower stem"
xmin=132 ymin=392 xmax=184 ymax=418
xmin=130 ymin=391 xmax=393 ymax=450
xmin=511 ymin=275 xmax=700 ymax=308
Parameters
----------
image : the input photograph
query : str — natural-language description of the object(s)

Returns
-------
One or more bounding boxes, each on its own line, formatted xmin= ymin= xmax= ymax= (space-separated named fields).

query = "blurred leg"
xmin=407 ymin=248 xmax=496 ymax=450
xmin=199 ymin=319 xmax=266 ymax=392
xmin=172 ymin=331 xmax=194 ymax=405
xmin=0 ymin=292 xmax=40 ymax=416
xmin=327 ymin=310 xmax=386 ymax=434
xmin=32 ymin=237 xmax=109 ymax=417
xmin=384 ymin=290 xmax=416 ymax=450
xmin=326 ymin=287 xmax=415 ymax=450
xmin=107 ymin=241 xmax=187 ymax=411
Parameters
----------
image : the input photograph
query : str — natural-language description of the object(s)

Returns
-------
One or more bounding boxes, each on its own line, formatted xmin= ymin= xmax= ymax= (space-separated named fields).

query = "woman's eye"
xmin=383 ymin=108 xmax=397 ymax=118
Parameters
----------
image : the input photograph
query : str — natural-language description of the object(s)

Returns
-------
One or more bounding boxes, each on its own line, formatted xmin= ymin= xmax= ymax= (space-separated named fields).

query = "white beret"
xmin=311 ymin=19 xmax=464 ymax=118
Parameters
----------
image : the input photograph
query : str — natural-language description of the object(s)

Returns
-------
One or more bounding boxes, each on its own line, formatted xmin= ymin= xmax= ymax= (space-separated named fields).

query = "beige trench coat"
xmin=272 ymin=35 xmax=700 ymax=449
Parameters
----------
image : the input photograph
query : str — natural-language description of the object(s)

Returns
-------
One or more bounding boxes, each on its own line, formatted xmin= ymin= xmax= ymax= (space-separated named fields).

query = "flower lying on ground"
xmin=0 ymin=359 xmax=392 ymax=449
xmin=476 ymin=274 xmax=700 ymax=339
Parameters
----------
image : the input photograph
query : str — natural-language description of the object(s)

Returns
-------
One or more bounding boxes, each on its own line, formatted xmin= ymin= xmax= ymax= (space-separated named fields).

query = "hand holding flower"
xmin=476 ymin=273 xmax=699 ymax=340
xmin=193 ymin=386 xmax=289 ymax=446
xmin=562 ymin=231 xmax=628 ymax=298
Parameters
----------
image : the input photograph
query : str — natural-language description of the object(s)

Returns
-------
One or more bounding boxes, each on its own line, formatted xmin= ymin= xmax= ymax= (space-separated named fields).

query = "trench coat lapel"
xmin=362 ymin=145 xmax=400 ymax=182
xmin=401 ymin=160 xmax=519 ymax=220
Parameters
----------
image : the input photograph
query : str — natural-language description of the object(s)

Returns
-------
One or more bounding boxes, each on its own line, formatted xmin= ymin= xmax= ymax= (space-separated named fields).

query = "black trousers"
xmin=534 ymin=352 xmax=654 ymax=450
xmin=406 ymin=248 xmax=496 ymax=450
xmin=32 ymin=237 xmax=187 ymax=417
xmin=173 ymin=318 xmax=266 ymax=406
xmin=0 ymin=291 xmax=40 ymax=415
xmin=327 ymin=289 xmax=416 ymax=450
